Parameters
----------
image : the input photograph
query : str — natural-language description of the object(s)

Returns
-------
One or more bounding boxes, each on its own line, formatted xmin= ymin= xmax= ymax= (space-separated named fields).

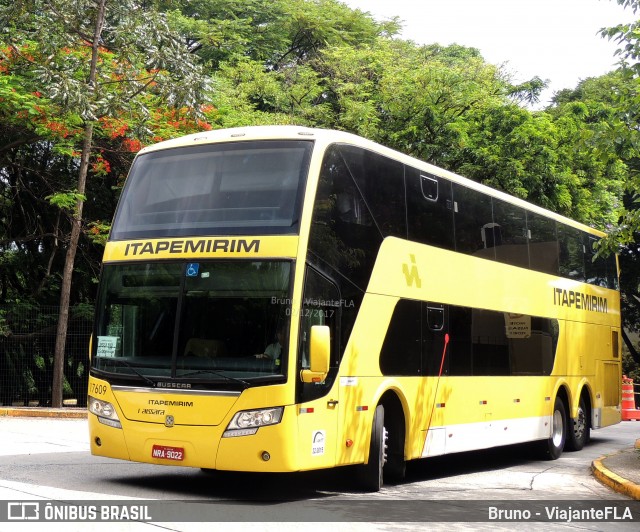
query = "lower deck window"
xmin=380 ymin=300 xmax=558 ymax=377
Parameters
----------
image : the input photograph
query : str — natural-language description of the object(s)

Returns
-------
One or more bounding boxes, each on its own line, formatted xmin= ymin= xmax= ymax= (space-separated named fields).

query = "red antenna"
xmin=426 ymin=333 xmax=450 ymax=436
xmin=438 ymin=333 xmax=450 ymax=377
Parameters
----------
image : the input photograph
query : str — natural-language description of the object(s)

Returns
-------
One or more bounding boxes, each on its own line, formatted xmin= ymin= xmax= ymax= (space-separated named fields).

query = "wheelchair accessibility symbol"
xmin=186 ymin=263 xmax=199 ymax=277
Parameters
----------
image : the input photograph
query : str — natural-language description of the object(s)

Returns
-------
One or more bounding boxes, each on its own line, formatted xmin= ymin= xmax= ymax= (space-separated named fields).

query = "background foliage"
xmin=1 ymin=0 xmax=640 ymax=403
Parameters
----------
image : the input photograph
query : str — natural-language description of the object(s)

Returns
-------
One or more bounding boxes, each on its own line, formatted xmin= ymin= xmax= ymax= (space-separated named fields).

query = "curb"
xmin=592 ymin=447 xmax=640 ymax=501
xmin=0 ymin=407 xmax=87 ymax=419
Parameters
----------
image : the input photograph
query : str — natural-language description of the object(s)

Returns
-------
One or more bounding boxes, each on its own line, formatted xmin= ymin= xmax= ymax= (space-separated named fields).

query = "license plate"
xmin=151 ymin=445 xmax=184 ymax=461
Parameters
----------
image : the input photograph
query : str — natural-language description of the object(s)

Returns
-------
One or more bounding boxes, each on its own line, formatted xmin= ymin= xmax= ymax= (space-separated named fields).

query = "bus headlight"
xmin=223 ymin=407 xmax=284 ymax=438
xmin=88 ymin=396 xmax=122 ymax=429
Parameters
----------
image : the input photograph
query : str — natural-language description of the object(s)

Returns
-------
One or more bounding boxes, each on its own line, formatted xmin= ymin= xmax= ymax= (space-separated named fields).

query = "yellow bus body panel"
xmin=328 ymin=237 xmax=621 ymax=464
xmin=112 ymin=389 xmax=239 ymax=426
xmin=89 ymin=376 xmax=337 ymax=472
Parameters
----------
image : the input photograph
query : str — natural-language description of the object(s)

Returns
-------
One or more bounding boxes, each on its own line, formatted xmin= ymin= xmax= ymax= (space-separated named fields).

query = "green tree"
xmin=162 ymin=0 xmax=396 ymax=69
xmin=0 ymin=0 xmax=208 ymax=406
xmin=597 ymin=0 xmax=640 ymax=251
xmin=208 ymin=20 xmax=621 ymax=226
xmin=1 ymin=0 xmax=635 ymax=402
xmin=592 ymin=1 xmax=640 ymax=368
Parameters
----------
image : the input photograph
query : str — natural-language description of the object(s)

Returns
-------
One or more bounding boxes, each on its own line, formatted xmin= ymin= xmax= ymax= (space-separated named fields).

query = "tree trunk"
xmin=51 ymin=0 xmax=106 ymax=408
xmin=51 ymin=124 xmax=93 ymax=407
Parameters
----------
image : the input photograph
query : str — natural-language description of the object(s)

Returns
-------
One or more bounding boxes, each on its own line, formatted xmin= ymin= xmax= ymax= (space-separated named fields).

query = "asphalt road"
xmin=1 ymin=416 xmax=639 ymax=531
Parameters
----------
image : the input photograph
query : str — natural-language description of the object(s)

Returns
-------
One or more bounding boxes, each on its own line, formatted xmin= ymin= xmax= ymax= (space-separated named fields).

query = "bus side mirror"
xmin=301 ymin=325 xmax=330 ymax=383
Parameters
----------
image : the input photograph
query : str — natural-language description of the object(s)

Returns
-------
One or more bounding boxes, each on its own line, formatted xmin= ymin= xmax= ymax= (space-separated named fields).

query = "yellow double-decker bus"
xmin=88 ymin=126 xmax=621 ymax=491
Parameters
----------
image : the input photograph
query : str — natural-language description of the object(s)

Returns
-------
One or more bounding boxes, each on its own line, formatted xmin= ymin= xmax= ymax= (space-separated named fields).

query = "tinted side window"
xmin=584 ymin=234 xmax=612 ymax=288
xmin=606 ymin=254 xmax=619 ymax=290
xmin=423 ymin=303 xmax=448 ymax=376
xmin=508 ymin=315 xmax=558 ymax=376
xmin=558 ymin=225 xmax=585 ymax=282
xmin=379 ymin=300 xmax=422 ymax=376
xmin=492 ymin=199 xmax=529 ymax=268
xmin=527 ymin=212 xmax=558 ymax=275
xmin=297 ymin=267 xmax=341 ymax=402
xmin=310 ymin=146 xmax=383 ymax=292
xmin=380 ymin=300 xmax=448 ymax=376
xmin=471 ymin=308 xmax=510 ymax=375
xmin=339 ymin=145 xmax=406 ymax=238
xmin=448 ymin=305 xmax=472 ymax=376
xmin=406 ymin=167 xmax=455 ymax=250
xmin=452 ymin=184 xmax=494 ymax=259
xmin=449 ymin=305 xmax=558 ymax=376
xmin=381 ymin=300 xmax=559 ymax=377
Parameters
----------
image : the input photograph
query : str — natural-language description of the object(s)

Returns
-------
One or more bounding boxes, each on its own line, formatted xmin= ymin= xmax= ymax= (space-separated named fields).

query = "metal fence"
xmin=0 ymin=305 xmax=92 ymax=407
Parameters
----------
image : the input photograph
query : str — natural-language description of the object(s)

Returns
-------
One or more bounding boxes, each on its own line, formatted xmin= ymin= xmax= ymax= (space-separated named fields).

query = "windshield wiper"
xmin=95 ymin=357 xmax=156 ymax=387
xmin=176 ymin=369 xmax=251 ymax=389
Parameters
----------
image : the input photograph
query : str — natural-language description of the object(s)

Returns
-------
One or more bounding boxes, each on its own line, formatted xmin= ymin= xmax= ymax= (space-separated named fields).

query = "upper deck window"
xmin=110 ymin=140 xmax=313 ymax=240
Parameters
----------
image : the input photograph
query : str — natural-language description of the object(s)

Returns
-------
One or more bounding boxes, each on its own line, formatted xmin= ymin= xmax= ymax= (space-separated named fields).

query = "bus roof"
xmin=137 ymin=125 xmax=606 ymax=238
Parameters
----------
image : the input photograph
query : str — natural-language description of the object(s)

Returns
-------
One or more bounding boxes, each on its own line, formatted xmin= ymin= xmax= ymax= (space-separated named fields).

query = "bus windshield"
xmin=91 ymin=260 xmax=292 ymax=386
xmin=109 ymin=140 xmax=313 ymax=240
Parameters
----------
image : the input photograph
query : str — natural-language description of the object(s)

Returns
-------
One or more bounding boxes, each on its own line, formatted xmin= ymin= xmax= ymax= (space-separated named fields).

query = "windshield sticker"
xmin=96 ymin=336 xmax=118 ymax=358
xmin=186 ymin=263 xmax=200 ymax=277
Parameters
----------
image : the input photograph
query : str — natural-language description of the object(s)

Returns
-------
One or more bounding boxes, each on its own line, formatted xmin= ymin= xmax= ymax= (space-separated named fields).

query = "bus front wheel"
xmin=357 ymin=404 xmax=387 ymax=492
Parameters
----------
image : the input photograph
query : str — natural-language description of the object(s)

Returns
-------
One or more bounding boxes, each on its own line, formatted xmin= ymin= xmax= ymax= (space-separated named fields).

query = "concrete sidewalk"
xmin=592 ymin=436 xmax=640 ymax=500
xmin=0 ymin=406 xmax=87 ymax=419
xmin=2 ymin=406 xmax=640 ymax=500
xmin=0 ymin=407 xmax=88 ymax=455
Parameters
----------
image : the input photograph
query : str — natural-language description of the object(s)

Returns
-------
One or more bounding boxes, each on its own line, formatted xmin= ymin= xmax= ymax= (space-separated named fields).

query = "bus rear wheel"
xmin=565 ymin=395 xmax=589 ymax=452
xmin=357 ymin=404 xmax=387 ymax=492
xmin=540 ymin=396 xmax=567 ymax=460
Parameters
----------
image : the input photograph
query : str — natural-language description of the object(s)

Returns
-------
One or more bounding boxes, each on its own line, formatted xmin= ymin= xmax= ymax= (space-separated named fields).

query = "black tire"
xmin=541 ymin=396 xmax=567 ymax=460
xmin=565 ymin=395 xmax=589 ymax=452
xmin=384 ymin=414 xmax=406 ymax=483
xmin=385 ymin=450 xmax=406 ymax=483
xmin=357 ymin=404 xmax=387 ymax=492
